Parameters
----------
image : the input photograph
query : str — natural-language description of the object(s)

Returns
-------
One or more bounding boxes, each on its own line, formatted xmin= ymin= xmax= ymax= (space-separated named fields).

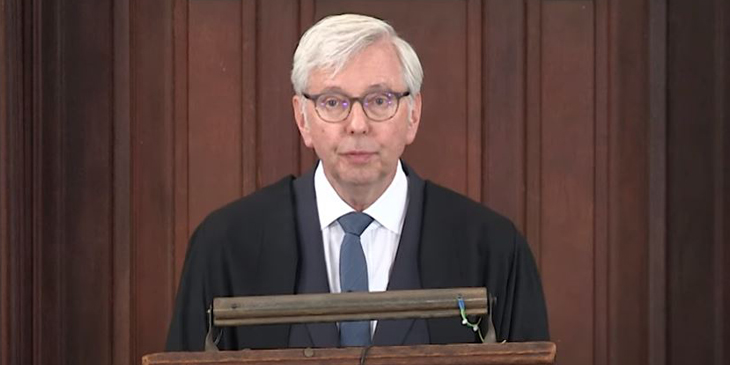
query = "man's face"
xmin=293 ymin=40 xmax=422 ymax=191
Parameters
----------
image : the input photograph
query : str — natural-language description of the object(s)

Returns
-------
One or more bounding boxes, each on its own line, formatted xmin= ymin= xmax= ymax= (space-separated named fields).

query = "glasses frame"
xmin=302 ymin=90 xmax=411 ymax=123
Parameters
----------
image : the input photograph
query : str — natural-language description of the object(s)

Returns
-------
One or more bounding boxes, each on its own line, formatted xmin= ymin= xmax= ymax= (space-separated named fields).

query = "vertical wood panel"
xmin=466 ymin=0 xmax=482 ymax=203
xmin=113 ymin=0 xmax=132 ymax=363
xmin=0 ymin=0 xmax=12 ymax=363
xmin=172 ymin=0 xmax=189 ymax=293
xmin=525 ymin=0 xmax=543 ymax=269
xmin=715 ymin=0 xmax=730 ymax=363
xmin=31 ymin=0 xmax=43 ymax=361
xmin=38 ymin=0 xmax=64 ymax=363
xmin=188 ymin=0 xmax=242 ymax=231
xmin=713 ymin=50 xmax=725 ymax=365
xmin=62 ymin=1 xmax=114 ymax=364
xmin=483 ymin=0 xmax=525 ymax=229
xmin=667 ymin=0 xmax=722 ymax=364
xmin=648 ymin=0 xmax=667 ymax=364
xmin=257 ymin=0 xmax=300 ymax=185
xmin=540 ymin=3 xmax=595 ymax=365
xmin=241 ymin=0 xmax=257 ymax=195
xmin=593 ymin=0 xmax=609 ymax=364
xmin=132 ymin=0 xmax=175 ymax=359
xmin=315 ymin=0 xmax=469 ymax=193
xmin=713 ymin=2 xmax=728 ymax=363
xmin=608 ymin=0 xmax=649 ymax=364
xmin=3 ymin=0 xmax=35 ymax=363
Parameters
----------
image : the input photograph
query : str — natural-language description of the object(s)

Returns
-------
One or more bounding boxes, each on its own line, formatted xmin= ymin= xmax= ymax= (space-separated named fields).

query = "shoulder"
xmin=207 ymin=176 xmax=294 ymax=224
xmin=422 ymin=181 xmax=522 ymax=253
xmin=424 ymin=182 xmax=516 ymax=232
xmin=190 ymin=176 xmax=296 ymax=249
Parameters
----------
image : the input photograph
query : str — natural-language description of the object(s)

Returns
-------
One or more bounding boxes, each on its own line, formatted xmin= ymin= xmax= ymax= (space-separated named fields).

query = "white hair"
xmin=291 ymin=14 xmax=423 ymax=97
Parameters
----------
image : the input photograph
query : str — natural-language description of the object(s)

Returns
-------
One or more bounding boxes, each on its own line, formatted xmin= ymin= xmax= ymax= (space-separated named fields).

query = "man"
xmin=166 ymin=13 xmax=549 ymax=351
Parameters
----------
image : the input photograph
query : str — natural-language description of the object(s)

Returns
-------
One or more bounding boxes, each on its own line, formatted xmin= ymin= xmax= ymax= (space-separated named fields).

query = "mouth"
xmin=341 ymin=151 xmax=376 ymax=164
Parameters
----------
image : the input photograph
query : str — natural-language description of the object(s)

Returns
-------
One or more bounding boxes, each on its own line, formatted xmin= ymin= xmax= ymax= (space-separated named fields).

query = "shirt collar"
xmin=314 ymin=160 xmax=409 ymax=234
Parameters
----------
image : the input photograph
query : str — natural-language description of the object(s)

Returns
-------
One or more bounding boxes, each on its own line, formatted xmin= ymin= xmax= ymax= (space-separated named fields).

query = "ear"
xmin=405 ymin=93 xmax=422 ymax=145
xmin=293 ymin=95 xmax=313 ymax=147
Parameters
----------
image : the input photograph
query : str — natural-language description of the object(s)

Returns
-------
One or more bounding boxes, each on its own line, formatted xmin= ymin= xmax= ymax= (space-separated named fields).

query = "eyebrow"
xmin=317 ymin=83 xmax=395 ymax=96
xmin=318 ymin=86 xmax=348 ymax=94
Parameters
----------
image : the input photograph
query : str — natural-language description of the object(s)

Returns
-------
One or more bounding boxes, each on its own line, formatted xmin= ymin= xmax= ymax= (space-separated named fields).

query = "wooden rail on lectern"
xmin=143 ymin=288 xmax=556 ymax=364
xmin=144 ymin=342 xmax=556 ymax=364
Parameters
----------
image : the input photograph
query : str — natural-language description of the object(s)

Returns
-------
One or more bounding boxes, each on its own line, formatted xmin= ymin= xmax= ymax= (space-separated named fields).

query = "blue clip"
xmin=457 ymin=294 xmax=485 ymax=341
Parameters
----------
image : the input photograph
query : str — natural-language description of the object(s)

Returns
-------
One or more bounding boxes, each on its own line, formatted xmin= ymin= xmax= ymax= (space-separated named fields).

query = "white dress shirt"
xmin=314 ymin=160 xmax=409 ymax=335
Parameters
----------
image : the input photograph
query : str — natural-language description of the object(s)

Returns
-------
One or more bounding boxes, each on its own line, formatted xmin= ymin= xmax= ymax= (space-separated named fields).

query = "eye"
xmin=319 ymin=95 xmax=347 ymax=109
xmin=367 ymin=93 xmax=393 ymax=107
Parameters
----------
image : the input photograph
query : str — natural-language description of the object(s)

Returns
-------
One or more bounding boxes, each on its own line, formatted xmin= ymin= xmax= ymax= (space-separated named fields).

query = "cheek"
xmin=310 ymin=127 xmax=338 ymax=152
xmin=389 ymin=124 xmax=411 ymax=146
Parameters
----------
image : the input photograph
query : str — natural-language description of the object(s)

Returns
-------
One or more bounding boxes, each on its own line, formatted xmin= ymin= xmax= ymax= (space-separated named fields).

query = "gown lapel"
xmin=292 ymin=168 xmax=339 ymax=348
xmin=372 ymin=164 xmax=427 ymax=346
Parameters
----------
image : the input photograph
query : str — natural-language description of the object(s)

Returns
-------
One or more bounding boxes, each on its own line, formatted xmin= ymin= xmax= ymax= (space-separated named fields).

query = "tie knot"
xmin=337 ymin=212 xmax=374 ymax=237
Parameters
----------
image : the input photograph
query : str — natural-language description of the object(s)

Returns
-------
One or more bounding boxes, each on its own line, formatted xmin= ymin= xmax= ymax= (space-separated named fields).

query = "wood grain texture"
xmin=713 ymin=1 xmax=729 ymax=363
xmin=113 ymin=0 xmax=132 ymax=363
xmin=608 ymin=0 xmax=650 ymax=364
xmin=143 ymin=342 xmax=557 ymax=365
xmin=188 ymin=0 xmax=242 ymax=233
xmin=132 ymin=0 xmax=176 ymax=360
xmin=1 ymin=1 xmax=18 ymax=364
xmin=667 ymin=0 xmax=724 ymax=363
xmin=722 ymin=1 xmax=730 ymax=359
xmin=241 ymin=0 xmax=257 ymax=195
xmin=37 ymin=0 xmax=65 ymax=363
xmin=525 ymin=0 xmax=543 ymax=269
xmin=0 ymin=0 xmax=8 ymax=360
xmin=214 ymin=288 xmax=488 ymax=326
xmin=257 ymin=0 xmax=301 ymax=186
xmin=647 ymin=0 xmax=667 ymax=364
xmin=539 ymin=3 xmax=595 ymax=365
xmin=172 ymin=0 xmax=189 ymax=295
xmin=64 ymin=0 xmax=116 ymax=361
xmin=593 ymin=0 xmax=609 ymax=364
xmin=466 ymin=0 xmax=482 ymax=203
xmin=483 ymin=0 xmax=525 ymax=230
xmin=3 ymin=0 xmax=35 ymax=363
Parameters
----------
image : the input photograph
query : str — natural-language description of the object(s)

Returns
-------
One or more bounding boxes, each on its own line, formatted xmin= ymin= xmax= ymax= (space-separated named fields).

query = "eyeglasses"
xmin=302 ymin=90 xmax=411 ymax=123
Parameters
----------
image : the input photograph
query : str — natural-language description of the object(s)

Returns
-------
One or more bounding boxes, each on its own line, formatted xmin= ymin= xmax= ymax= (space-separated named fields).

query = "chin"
xmin=327 ymin=159 xmax=388 ymax=187
xmin=336 ymin=167 xmax=382 ymax=187
xmin=340 ymin=173 xmax=379 ymax=187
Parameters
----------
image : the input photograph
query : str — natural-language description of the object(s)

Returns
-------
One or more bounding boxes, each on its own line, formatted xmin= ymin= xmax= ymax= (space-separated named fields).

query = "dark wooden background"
xmin=1 ymin=0 xmax=728 ymax=365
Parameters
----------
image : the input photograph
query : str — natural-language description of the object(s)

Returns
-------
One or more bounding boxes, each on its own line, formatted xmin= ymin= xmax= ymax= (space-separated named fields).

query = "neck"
xmin=324 ymin=168 xmax=397 ymax=212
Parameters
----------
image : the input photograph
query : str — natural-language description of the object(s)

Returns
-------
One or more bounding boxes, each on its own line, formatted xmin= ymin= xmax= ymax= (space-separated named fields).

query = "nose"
xmin=345 ymin=101 xmax=370 ymax=135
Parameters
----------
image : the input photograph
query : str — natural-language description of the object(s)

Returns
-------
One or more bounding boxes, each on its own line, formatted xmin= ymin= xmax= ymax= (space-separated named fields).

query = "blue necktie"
xmin=338 ymin=212 xmax=374 ymax=347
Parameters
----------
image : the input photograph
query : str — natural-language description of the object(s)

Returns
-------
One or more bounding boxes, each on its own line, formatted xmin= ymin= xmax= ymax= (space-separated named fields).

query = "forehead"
xmin=308 ymin=40 xmax=405 ymax=94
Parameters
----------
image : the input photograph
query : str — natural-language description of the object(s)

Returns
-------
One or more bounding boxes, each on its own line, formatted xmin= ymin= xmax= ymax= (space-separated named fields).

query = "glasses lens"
xmin=364 ymin=92 xmax=397 ymax=120
xmin=316 ymin=94 xmax=350 ymax=122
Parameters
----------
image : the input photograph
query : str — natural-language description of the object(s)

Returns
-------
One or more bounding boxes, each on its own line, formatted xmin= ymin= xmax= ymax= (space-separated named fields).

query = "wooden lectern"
xmin=143 ymin=288 xmax=556 ymax=364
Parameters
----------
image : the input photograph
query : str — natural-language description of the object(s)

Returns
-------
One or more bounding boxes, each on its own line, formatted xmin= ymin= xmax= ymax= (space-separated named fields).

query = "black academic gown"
xmin=165 ymin=164 xmax=549 ymax=351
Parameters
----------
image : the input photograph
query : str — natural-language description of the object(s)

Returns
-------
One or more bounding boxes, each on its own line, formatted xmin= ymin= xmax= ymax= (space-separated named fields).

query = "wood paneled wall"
xmin=666 ymin=0 xmax=730 ymax=363
xmin=1 ymin=0 xmax=728 ymax=365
